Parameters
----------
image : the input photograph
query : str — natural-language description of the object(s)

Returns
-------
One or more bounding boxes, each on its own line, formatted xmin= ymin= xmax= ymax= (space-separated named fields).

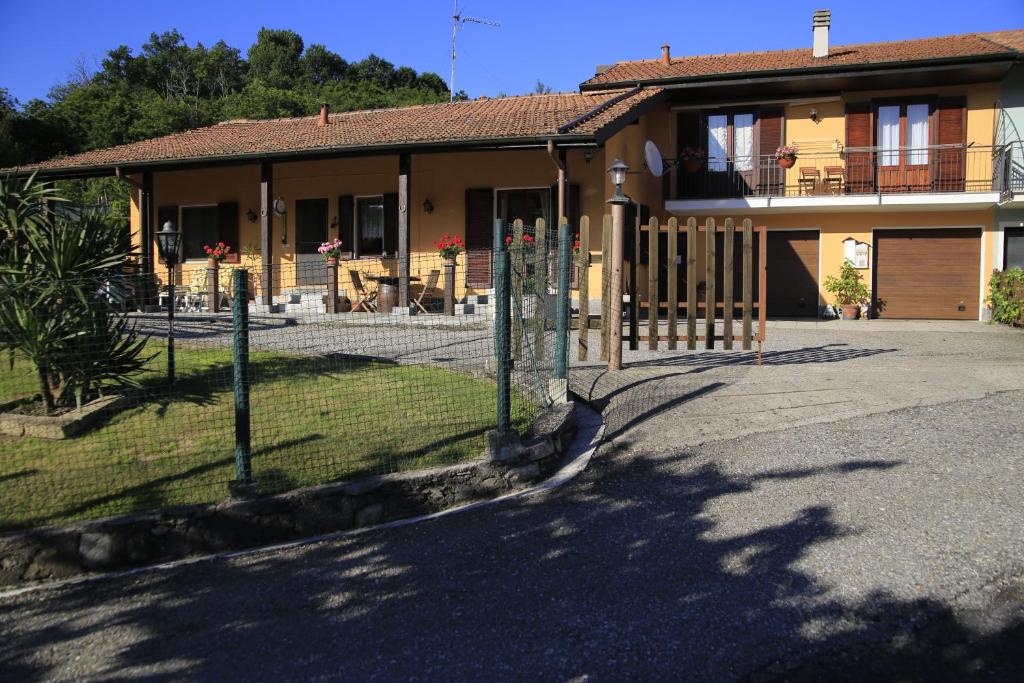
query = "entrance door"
xmin=295 ymin=198 xmax=329 ymax=286
xmin=874 ymin=228 xmax=980 ymax=319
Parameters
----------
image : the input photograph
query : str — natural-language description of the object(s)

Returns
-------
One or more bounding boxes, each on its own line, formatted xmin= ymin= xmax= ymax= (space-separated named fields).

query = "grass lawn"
xmin=0 ymin=345 xmax=536 ymax=530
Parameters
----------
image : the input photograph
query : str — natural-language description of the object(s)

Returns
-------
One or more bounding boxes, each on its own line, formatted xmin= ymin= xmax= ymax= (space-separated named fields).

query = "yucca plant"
xmin=0 ymin=173 xmax=150 ymax=412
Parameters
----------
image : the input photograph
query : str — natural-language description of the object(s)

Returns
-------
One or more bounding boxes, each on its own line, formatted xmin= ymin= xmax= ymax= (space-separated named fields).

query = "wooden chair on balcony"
xmin=822 ymin=166 xmax=845 ymax=195
xmin=798 ymin=167 xmax=821 ymax=195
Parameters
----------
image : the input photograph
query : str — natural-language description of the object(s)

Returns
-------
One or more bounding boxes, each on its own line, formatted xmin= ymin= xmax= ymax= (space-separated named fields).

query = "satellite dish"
xmin=644 ymin=140 xmax=679 ymax=177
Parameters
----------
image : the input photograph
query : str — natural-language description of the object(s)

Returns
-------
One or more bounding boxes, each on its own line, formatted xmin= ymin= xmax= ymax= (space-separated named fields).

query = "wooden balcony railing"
xmin=672 ymin=145 xmax=1011 ymax=201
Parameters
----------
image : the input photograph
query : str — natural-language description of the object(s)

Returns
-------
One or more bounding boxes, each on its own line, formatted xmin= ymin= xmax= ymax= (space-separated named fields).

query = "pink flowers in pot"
xmin=775 ymin=145 xmax=799 ymax=161
xmin=318 ymin=238 xmax=344 ymax=260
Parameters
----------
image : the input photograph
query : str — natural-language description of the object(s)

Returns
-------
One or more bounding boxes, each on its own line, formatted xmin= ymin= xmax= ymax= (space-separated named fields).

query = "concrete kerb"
xmin=0 ymin=401 xmax=604 ymax=598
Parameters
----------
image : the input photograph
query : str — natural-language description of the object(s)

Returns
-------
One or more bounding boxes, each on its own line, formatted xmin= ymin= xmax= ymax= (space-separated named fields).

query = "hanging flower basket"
xmin=775 ymin=145 xmax=799 ymax=168
xmin=679 ymin=147 xmax=706 ymax=174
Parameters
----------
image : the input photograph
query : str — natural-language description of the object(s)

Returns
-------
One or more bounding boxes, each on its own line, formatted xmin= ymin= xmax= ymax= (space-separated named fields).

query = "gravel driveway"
xmin=2 ymin=322 xmax=1023 ymax=680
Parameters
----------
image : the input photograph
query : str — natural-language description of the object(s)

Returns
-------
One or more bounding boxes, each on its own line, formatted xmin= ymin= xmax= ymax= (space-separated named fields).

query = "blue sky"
xmin=1 ymin=0 xmax=1023 ymax=104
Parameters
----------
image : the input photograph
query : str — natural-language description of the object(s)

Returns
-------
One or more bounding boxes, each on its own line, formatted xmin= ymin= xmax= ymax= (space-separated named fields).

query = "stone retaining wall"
xmin=0 ymin=403 xmax=578 ymax=588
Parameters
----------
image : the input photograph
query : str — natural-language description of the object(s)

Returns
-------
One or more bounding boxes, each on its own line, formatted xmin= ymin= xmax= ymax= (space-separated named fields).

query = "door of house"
xmin=706 ymin=112 xmax=756 ymax=197
xmin=876 ymin=104 xmax=931 ymax=193
xmin=295 ymin=198 xmax=329 ymax=286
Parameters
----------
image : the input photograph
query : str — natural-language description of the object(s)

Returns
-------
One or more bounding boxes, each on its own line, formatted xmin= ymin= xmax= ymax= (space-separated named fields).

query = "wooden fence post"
xmin=647 ymin=217 xmax=659 ymax=350
xmin=704 ymin=217 xmax=716 ymax=350
xmin=742 ymin=219 xmax=753 ymax=351
xmin=723 ymin=218 xmax=734 ymax=350
xmin=686 ymin=217 xmax=697 ymax=350
xmin=667 ymin=217 xmax=679 ymax=350
xmin=577 ymin=216 xmax=590 ymax=361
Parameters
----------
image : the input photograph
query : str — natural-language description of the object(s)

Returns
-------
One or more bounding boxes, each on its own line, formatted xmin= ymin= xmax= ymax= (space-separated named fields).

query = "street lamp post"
xmin=606 ymin=158 xmax=630 ymax=371
xmin=156 ymin=220 xmax=181 ymax=386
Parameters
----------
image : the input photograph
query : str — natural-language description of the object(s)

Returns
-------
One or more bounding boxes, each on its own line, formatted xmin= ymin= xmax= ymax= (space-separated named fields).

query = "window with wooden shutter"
xmin=383 ymin=192 xmax=399 ymax=255
xmin=845 ymin=102 xmax=874 ymax=193
xmin=337 ymin=195 xmax=354 ymax=258
xmin=935 ymin=96 xmax=966 ymax=191
xmin=465 ymin=188 xmax=494 ymax=288
xmin=217 ymin=202 xmax=240 ymax=263
xmin=757 ymin=108 xmax=784 ymax=195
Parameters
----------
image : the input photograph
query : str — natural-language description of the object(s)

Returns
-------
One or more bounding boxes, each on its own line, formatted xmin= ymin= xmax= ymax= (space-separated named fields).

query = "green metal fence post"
xmin=554 ymin=220 xmax=571 ymax=380
xmin=231 ymin=269 xmax=253 ymax=488
xmin=493 ymin=219 xmax=511 ymax=434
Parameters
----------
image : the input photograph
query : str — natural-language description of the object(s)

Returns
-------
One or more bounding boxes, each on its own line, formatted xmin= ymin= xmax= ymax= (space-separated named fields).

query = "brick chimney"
xmin=813 ymin=10 xmax=831 ymax=58
xmin=318 ymin=102 xmax=329 ymax=126
xmin=660 ymin=44 xmax=671 ymax=64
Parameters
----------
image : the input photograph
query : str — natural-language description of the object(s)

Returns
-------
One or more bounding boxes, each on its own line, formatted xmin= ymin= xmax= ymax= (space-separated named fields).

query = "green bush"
xmin=824 ymin=260 xmax=870 ymax=306
xmin=989 ymin=269 xmax=1024 ymax=326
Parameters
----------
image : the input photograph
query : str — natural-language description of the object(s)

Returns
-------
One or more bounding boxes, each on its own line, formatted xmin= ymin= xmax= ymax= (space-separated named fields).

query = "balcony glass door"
xmin=706 ymin=112 xmax=755 ymax=197
xmin=877 ymin=104 xmax=931 ymax=192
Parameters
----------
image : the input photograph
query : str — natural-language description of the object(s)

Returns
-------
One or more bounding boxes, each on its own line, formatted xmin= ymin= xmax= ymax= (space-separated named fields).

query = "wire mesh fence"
xmin=0 ymin=235 xmax=571 ymax=531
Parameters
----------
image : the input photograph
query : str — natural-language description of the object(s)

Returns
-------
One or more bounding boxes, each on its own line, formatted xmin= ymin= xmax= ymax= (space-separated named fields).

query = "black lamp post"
xmin=156 ymin=220 xmax=181 ymax=386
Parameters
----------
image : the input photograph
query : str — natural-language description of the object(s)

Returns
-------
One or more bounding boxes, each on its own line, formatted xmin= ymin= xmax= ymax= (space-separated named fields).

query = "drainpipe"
xmin=547 ymin=140 xmax=567 ymax=222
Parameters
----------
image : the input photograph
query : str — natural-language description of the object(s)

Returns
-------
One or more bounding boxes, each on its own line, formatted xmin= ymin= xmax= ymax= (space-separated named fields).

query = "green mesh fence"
xmin=0 ymin=245 xmax=571 ymax=531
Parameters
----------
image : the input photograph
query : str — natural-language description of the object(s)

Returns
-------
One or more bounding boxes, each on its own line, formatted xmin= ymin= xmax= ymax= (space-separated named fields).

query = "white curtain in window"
xmin=707 ymin=115 xmax=728 ymax=172
xmin=877 ymin=106 xmax=900 ymax=167
xmin=732 ymin=113 xmax=754 ymax=171
xmin=907 ymin=104 xmax=929 ymax=165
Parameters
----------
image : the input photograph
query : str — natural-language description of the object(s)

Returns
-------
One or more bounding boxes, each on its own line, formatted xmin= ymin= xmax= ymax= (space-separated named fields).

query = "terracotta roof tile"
xmin=10 ymin=89 xmax=662 ymax=175
xmin=582 ymin=30 xmax=1022 ymax=88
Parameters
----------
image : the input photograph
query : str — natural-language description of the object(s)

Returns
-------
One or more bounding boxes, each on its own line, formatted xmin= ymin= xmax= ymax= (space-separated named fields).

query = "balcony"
xmin=668 ymin=144 xmax=1011 ymax=211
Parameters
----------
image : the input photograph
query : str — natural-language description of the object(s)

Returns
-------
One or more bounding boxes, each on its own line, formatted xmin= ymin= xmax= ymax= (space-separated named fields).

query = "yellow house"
xmin=11 ymin=16 xmax=1024 ymax=320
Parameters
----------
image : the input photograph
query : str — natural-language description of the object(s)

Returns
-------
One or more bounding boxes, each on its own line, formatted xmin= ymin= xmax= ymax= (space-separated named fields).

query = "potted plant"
xmin=434 ymin=234 xmax=464 ymax=265
xmin=824 ymin=260 xmax=870 ymax=320
xmin=775 ymin=145 xmax=799 ymax=169
xmin=679 ymin=147 xmax=706 ymax=173
xmin=203 ymin=242 xmax=231 ymax=267
xmin=318 ymin=238 xmax=344 ymax=264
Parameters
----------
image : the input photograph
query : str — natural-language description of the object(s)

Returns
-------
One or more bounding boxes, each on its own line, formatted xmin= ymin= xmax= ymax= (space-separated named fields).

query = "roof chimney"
xmin=318 ymin=102 xmax=329 ymax=126
xmin=660 ymin=44 xmax=671 ymax=64
xmin=812 ymin=10 xmax=831 ymax=58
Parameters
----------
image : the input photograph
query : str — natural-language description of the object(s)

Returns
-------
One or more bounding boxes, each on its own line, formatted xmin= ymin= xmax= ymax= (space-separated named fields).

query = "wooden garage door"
xmin=767 ymin=231 xmax=819 ymax=317
xmin=874 ymin=228 xmax=980 ymax=319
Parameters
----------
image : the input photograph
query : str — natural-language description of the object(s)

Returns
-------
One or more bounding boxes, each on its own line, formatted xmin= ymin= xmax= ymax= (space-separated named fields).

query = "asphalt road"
xmin=2 ymin=324 xmax=1024 ymax=681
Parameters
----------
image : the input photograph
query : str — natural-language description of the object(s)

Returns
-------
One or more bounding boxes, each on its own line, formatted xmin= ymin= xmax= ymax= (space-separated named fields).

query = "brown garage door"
xmin=874 ymin=228 xmax=980 ymax=319
xmin=767 ymin=230 xmax=819 ymax=317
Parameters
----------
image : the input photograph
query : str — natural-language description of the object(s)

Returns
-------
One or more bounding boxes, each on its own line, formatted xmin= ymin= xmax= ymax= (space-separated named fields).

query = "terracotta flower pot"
xmin=684 ymin=159 xmax=703 ymax=173
xmin=778 ymin=157 xmax=796 ymax=169
xmin=326 ymin=257 xmax=338 ymax=266
xmin=443 ymin=257 xmax=456 ymax=267
xmin=840 ymin=303 xmax=860 ymax=320
xmin=207 ymin=258 xmax=219 ymax=268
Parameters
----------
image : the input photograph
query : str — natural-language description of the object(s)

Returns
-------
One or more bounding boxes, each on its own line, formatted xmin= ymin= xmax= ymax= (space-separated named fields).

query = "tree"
xmin=302 ymin=44 xmax=347 ymax=87
xmin=247 ymin=28 xmax=304 ymax=89
xmin=534 ymin=80 xmax=553 ymax=94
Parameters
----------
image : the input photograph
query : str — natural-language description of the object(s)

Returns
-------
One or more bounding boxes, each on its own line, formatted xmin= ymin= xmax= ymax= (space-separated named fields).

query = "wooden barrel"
xmin=378 ymin=283 xmax=397 ymax=313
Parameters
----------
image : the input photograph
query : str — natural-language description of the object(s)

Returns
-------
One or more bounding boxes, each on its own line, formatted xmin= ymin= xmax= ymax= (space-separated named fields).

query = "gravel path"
xmin=2 ymin=324 xmax=1023 ymax=680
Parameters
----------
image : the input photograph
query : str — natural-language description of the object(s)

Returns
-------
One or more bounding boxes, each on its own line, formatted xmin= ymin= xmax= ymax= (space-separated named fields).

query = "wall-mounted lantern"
xmin=423 ymin=198 xmax=434 ymax=214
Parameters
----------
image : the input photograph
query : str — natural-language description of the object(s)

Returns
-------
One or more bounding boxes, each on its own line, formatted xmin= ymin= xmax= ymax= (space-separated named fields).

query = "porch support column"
xmin=260 ymin=161 xmax=274 ymax=305
xmin=398 ymin=153 xmax=411 ymax=309
xmin=140 ymin=171 xmax=153 ymax=276
xmin=557 ymin=147 xmax=567 ymax=221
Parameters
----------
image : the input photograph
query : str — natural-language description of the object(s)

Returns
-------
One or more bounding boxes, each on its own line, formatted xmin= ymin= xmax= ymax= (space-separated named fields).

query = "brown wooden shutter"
xmin=156 ymin=205 xmax=178 ymax=264
xmin=217 ymin=201 xmax=240 ymax=263
xmin=465 ymin=187 xmax=493 ymax=288
xmin=845 ymin=102 xmax=874 ymax=193
xmin=757 ymin=108 xmax=784 ymax=195
xmin=382 ymin=192 xmax=398 ymax=255
xmin=934 ymin=97 xmax=967 ymax=192
xmin=337 ymin=195 xmax=354 ymax=257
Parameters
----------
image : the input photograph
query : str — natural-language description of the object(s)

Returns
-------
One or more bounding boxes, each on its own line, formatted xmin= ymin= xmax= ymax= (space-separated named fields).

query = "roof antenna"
xmin=450 ymin=0 xmax=500 ymax=102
